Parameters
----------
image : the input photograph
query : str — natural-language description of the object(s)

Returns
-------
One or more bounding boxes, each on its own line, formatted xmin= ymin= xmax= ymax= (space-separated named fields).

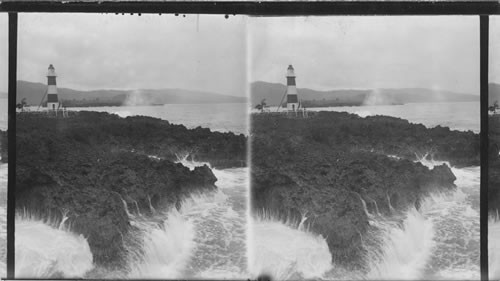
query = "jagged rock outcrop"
xmin=251 ymin=111 xmax=477 ymax=269
xmin=15 ymin=111 xmax=246 ymax=269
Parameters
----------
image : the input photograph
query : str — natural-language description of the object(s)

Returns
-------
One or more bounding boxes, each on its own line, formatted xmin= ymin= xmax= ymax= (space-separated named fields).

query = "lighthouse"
xmin=286 ymin=65 xmax=299 ymax=112
xmin=46 ymin=64 xmax=59 ymax=111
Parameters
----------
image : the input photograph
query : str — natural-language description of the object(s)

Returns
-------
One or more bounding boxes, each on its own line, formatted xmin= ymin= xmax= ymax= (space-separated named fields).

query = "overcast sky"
xmin=5 ymin=13 xmax=247 ymax=96
xmin=249 ymin=16 xmax=480 ymax=94
xmin=0 ymin=15 xmax=496 ymax=95
xmin=491 ymin=16 xmax=500 ymax=85
xmin=0 ymin=14 xmax=6 ymax=93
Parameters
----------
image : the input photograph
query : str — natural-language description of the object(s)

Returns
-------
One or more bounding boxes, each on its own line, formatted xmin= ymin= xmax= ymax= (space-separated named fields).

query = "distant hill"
xmin=17 ymin=80 xmax=246 ymax=107
xmin=251 ymin=81 xmax=478 ymax=108
xmin=490 ymin=83 xmax=500 ymax=106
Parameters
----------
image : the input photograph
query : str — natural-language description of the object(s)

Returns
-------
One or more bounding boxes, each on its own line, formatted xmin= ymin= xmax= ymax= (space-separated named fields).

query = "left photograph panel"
xmin=14 ymin=13 xmax=249 ymax=278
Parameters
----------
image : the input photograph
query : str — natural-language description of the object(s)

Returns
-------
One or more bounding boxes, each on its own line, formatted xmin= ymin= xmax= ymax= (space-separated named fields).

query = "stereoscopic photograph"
xmin=0 ymin=9 xmax=494 ymax=280
xmin=12 ymin=13 xmax=248 ymax=279
xmin=489 ymin=15 xmax=500 ymax=281
xmin=248 ymin=16 xmax=480 ymax=280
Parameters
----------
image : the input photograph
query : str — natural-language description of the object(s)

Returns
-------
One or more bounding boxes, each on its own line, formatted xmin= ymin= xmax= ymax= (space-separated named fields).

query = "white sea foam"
xmin=366 ymin=207 xmax=435 ymax=280
xmin=250 ymin=217 xmax=333 ymax=280
xmin=0 ymin=163 xmax=7 ymax=277
xmin=15 ymin=214 xmax=93 ymax=278
xmin=490 ymin=217 xmax=500 ymax=279
xmin=127 ymin=208 xmax=196 ymax=278
xmin=127 ymin=160 xmax=248 ymax=279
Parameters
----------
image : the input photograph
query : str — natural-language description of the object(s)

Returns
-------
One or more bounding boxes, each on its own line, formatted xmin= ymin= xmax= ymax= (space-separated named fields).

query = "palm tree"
xmin=489 ymin=101 xmax=499 ymax=113
xmin=16 ymin=98 xmax=27 ymax=112
xmin=255 ymin=99 xmax=267 ymax=113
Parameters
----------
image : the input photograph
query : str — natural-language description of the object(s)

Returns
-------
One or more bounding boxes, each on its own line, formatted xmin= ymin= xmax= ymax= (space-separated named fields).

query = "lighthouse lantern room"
xmin=46 ymin=64 xmax=59 ymax=111
xmin=286 ymin=65 xmax=299 ymax=112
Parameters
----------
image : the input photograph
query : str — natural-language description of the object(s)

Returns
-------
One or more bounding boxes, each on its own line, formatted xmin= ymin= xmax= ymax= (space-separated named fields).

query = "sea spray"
xmin=416 ymin=159 xmax=480 ymax=279
xmin=15 ymin=214 xmax=93 ymax=278
xmin=126 ymin=158 xmax=247 ymax=279
xmin=127 ymin=208 xmax=196 ymax=278
xmin=366 ymin=207 xmax=435 ymax=280
xmin=250 ymin=217 xmax=333 ymax=280
xmin=0 ymin=164 xmax=7 ymax=277
xmin=127 ymin=187 xmax=246 ymax=278
xmin=489 ymin=217 xmax=500 ymax=279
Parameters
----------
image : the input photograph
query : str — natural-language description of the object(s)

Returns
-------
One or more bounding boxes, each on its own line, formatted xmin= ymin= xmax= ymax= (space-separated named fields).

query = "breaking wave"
xmin=249 ymin=214 xmax=332 ymax=280
xmin=490 ymin=217 xmax=500 ymax=279
xmin=15 ymin=211 xmax=94 ymax=278
xmin=126 ymin=158 xmax=248 ymax=278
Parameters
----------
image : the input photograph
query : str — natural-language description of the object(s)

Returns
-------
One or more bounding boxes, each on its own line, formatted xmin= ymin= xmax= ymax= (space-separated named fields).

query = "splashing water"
xmin=15 ymin=212 xmax=94 ymax=278
xmin=366 ymin=207 xmax=435 ymax=280
xmin=127 ymin=208 xmax=196 ymax=278
xmin=127 ymin=158 xmax=248 ymax=279
xmin=249 ymin=215 xmax=333 ymax=280
xmin=0 ymin=164 xmax=7 ymax=276
xmin=490 ymin=217 xmax=500 ymax=279
xmin=367 ymin=159 xmax=479 ymax=280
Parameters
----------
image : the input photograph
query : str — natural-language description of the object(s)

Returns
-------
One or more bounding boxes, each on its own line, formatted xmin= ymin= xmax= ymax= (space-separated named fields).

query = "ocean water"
xmin=261 ymin=101 xmax=479 ymax=133
xmin=251 ymin=101 xmax=480 ymax=280
xmin=127 ymin=161 xmax=248 ymax=279
xmin=70 ymin=103 xmax=249 ymax=135
xmin=309 ymin=102 xmax=480 ymax=133
xmin=0 ymin=98 xmax=7 ymax=131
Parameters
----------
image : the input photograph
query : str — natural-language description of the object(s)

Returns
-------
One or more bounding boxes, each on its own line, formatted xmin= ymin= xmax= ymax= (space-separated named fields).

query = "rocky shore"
xmin=11 ymin=111 xmax=247 ymax=270
xmin=251 ymin=111 xmax=479 ymax=269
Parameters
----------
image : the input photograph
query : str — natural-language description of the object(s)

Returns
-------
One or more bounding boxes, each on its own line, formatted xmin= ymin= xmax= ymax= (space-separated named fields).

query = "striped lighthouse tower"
xmin=286 ymin=65 xmax=299 ymax=112
xmin=46 ymin=64 xmax=59 ymax=111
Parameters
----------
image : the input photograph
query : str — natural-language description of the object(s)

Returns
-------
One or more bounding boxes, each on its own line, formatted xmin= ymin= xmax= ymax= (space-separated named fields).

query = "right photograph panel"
xmin=249 ymin=16 xmax=480 ymax=280
xmin=489 ymin=15 xmax=500 ymax=280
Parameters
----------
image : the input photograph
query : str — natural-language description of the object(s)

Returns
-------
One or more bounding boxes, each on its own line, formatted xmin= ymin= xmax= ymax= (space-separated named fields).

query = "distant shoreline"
xmin=257 ymin=100 xmax=478 ymax=111
xmin=60 ymin=101 xmax=248 ymax=107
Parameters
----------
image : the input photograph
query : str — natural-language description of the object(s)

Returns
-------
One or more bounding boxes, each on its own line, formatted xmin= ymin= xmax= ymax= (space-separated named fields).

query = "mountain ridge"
xmin=490 ymin=83 xmax=500 ymax=106
xmin=251 ymin=81 xmax=479 ymax=107
xmin=16 ymin=80 xmax=247 ymax=106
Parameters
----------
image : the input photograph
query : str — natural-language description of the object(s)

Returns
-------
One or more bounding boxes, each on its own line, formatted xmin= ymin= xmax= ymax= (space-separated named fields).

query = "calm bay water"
xmin=70 ymin=103 xmax=249 ymax=135
xmin=309 ymin=102 xmax=480 ymax=133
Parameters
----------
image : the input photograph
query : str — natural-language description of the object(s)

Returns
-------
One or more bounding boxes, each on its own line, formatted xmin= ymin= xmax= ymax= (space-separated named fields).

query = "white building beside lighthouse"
xmin=46 ymin=64 xmax=59 ymax=111
xmin=286 ymin=65 xmax=299 ymax=112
